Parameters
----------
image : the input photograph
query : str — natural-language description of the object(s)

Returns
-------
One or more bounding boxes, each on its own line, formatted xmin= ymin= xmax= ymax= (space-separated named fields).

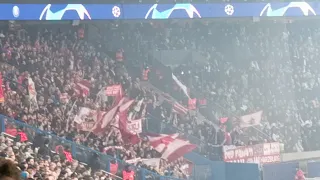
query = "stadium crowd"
xmin=93 ymin=20 xmax=320 ymax=155
xmin=0 ymin=18 xmax=320 ymax=179
xmin=0 ymin=23 xmax=192 ymax=179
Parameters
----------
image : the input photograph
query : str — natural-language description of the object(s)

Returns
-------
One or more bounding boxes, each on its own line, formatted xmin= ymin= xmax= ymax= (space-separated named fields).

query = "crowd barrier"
xmin=0 ymin=114 xmax=181 ymax=180
xmin=5 ymin=113 xmax=320 ymax=180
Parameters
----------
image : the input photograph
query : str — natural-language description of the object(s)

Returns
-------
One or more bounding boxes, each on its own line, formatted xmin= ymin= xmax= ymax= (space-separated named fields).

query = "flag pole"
xmin=213 ymin=101 xmax=270 ymax=140
xmin=65 ymin=99 xmax=77 ymax=131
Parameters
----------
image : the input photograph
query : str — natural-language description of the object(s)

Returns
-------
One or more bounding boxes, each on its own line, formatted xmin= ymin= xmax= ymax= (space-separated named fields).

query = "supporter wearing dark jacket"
xmin=37 ymin=139 xmax=51 ymax=158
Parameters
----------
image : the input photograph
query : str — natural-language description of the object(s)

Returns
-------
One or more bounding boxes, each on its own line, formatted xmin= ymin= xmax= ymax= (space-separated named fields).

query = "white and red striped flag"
xmin=161 ymin=138 xmax=197 ymax=162
xmin=146 ymin=133 xmax=179 ymax=153
xmin=172 ymin=102 xmax=188 ymax=115
xmin=146 ymin=133 xmax=196 ymax=162
xmin=74 ymin=79 xmax=91 ymax=97
xmin=118 ymin=99 xmax=140 ymax=145
xmin=100 ymin=98 xmax=125 ymax=129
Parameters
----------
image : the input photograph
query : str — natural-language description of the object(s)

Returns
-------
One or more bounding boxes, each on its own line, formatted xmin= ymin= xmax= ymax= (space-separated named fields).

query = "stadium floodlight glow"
xmin=39 ymin=4 xmax=92 ymax=20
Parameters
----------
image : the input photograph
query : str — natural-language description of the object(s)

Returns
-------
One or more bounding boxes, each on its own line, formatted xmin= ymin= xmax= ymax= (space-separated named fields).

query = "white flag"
xmin=172 ymin=74 xmax=190 ymax=98
xmin=239 ymin=111 xmax=263 ymax=128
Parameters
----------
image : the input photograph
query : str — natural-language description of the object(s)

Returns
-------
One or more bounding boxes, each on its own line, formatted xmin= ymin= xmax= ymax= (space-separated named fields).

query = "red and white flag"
xmin=74 ymin=79 xmax=91 ymax=97
xmin=172 ymin=102 xmax=188 ymax=115
xmin=118 ymin=101 xmax=140 ymax=145
xmin=74 ymin=107 xmax=106 ymax=132
xmin=127 ymin=118 xmax=142 ymax=134
xmin=59 ymin=93 xmax=69 ymax=103
xmin=146 ymin=133 xmax=196 ymax=162
xmin=161 ymin=138 xmax=197 ymax=162
xmin=106 ymin=85 xmax=122 ymax=97
xmin=100 ymin=98 xmax=126 ymax=129
xmin=239 ymin=111 xmax=263 ymax=128
xmin=146 ymin=133 xmax=179 ymax=153
xmin=98 ymin=85 xmax=123 ymax=104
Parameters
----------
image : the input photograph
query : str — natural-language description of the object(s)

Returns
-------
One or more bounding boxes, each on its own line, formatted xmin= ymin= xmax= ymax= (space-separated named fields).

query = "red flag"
xmin=101 ymin=85 xmax=123 ymax=104
xmin=105 ymin=85 xmax=122 ymax=97
xmin=220 ymin=117 xmax=229 ymax=124
xmin=119 ymin=109 xmax=140 ymax=145
xmin=119 ymin=99 xmax=134 ymax=112
xmin=0 ymin=73 xmax=4 ymax=103
xmin=74 ymin=79 xmax=91 ymax=97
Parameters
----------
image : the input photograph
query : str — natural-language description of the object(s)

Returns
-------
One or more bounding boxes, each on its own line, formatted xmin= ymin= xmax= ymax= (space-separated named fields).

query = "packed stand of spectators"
xmin=2 ymin=18 xmax=320 ymax=179
xmin=0 ymin=23 xmax=191 ymax=179
xmin=97 ymin=20 xmax=320 ymax=157
xmin=0 ymin=133 xmax=135 ymax=180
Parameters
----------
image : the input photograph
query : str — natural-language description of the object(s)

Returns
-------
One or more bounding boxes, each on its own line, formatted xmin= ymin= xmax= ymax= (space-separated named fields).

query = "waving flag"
xmin=172 ymin=102 xmax=188 ymax=115
xmin=172 ymin=73 xmax=190 ymax=98
xmin=161 ymin=138 xmax=197 ymax=162
xmin=100 ymin=98 xmax=125 ymax=129
xmin=106 ymin=85 xmax=122 ymax=97
xmin=74 ymin=79 xmax=91 ymax=97
xmin=74 ymin=107 xmax=106 ymax=132
xmin=118 ymin=99 xmax=140 ymax=144
xmin=146 ymin=133 xmax=179 ymax=153
xmin=127 ymin=118 xmax=142 ymax=134
xmin=98 ymin=85 xmax=123 ymax=104
xmin=239 ymin=111 xmax=263 ymax=128
xmin=146 ymin=133 xmax=195 ymax=161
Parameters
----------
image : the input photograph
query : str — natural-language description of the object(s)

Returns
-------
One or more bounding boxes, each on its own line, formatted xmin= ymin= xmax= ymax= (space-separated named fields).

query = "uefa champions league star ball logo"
xmin=39 ymin=4 xmax=92 ymax=20
xmin=112 ymin=6 xmax=121 ymax=18
xmin=144 ymin=4 xmax=201 ymax=19
xmin=224 ymin=4 xmax=234 ymax=16
xmin=260 ymin=2 xmax=316 ymax=16
xmin=12 ymin=6 xmax=20 ymax=18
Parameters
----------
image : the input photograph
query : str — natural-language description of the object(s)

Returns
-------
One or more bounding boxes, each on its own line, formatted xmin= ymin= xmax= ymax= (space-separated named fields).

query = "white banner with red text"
xmin=223 ymin=142 xmax=281 ymax=164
